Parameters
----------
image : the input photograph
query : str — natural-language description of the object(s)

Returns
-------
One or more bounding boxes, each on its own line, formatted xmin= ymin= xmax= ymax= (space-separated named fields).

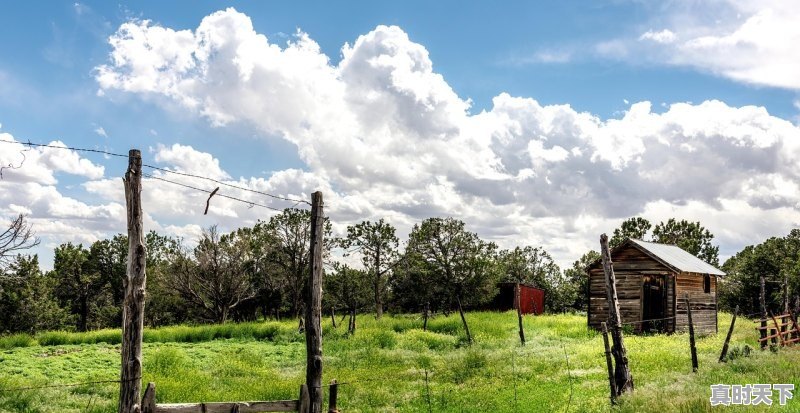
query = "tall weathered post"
xmin=601 ymin=322 xmax=617 ymax=405
xmin=719 ymin=306 xmax=738 ymax=362
xmin=600 ymin=234 xmax=633 ymax=396
xmin=685 ymin=294 xmax=698 ymax=372
xmin=760 ymin=275 xmax=767 ymax=349
xmin=516 ymin=283 xmax=526 ymax=346
xmin=305 ymin=191 xmax=324 ymax=413
xmin=120 ymin=149 xmax=147 ymax=413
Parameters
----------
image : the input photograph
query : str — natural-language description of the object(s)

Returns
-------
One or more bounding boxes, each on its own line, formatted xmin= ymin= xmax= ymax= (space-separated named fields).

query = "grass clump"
xmin=0 ymin=333 xmax=37 ymax=349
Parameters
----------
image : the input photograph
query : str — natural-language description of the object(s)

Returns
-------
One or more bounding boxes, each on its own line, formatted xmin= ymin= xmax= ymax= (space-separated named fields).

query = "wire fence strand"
xmin=0 ymin=138 xmax=312 ymax=209
xmin=0 ymin=376 xmax=141 ymax=393
xmin=144 ymin=173 xmax=284 ymax=212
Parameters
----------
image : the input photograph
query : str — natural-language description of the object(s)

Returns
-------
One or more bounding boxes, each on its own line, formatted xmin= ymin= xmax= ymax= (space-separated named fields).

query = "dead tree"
xmin=0 ymin=214 xmax=40 ymax=269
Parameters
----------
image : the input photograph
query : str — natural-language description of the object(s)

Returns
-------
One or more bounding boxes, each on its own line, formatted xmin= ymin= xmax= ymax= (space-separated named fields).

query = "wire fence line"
xmin=0 ymin=376 xmax=141 ymax=393
xmin=0 ymin=138 xmax=313 ymax=210
xmin=144 ymin=173 xmax=284 ymax=212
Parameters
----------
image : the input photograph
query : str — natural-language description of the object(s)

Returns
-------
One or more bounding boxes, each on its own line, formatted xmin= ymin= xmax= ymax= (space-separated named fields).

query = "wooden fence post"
xmin=719 ymin=306 xmax=738 ymax=362
xmin=141 ymin=382 xmax=155 ymax=413
xmin=599 ymin=234 xmax=633 ymax=396
xmin=760 ymin=275 xmax=767 ymax=349
xmin=305 ymin=191 xmax=324 ymax=413
xmin=516 ymin=283 xmax=525 ymax=346
xmin=327 ymin=380 xmax=339 ymax=413
xmin=685 ymin=294 xmax=698 ymax=372
xmin=299 ymin=384 xmax=310 ymax=413
xmin=601 ymin=322 xmax=617 ymax=405
xmin=120 ymin=149 xmax=147 ymax=413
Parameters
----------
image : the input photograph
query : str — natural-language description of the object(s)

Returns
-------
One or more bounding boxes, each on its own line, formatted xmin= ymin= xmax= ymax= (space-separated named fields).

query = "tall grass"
xmin=1 ymin=312 xmax=797 ymax=412
xmin=3 ymin=320 xmax=305 ymax=348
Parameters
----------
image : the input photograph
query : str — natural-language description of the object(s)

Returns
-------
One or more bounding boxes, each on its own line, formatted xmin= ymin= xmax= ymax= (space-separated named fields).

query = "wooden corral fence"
xmin=118 ymin=149 xmax=332 ymax=413
xmin=755 ymin=311 xmax=800 ymax=348
xmin=141 ymin=381 xmax=340 ymax=413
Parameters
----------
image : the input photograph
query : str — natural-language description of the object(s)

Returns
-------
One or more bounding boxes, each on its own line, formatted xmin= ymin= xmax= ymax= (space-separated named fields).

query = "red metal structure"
xmin=489 ymin=282 xmax=545 ymax=315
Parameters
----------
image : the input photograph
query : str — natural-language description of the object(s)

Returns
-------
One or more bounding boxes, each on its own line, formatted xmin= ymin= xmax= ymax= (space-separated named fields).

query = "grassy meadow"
xmin=0 ymin=312 xmax=798 ymax=412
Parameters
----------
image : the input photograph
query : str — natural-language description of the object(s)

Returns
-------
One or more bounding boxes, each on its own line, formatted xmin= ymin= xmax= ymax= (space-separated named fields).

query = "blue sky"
xmin=1 ymin=1 xmax=799 ymax=269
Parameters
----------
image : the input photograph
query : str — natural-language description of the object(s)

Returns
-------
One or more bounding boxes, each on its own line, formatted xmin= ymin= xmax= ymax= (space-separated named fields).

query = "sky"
xmin=1 ymin=1 xmax=799 ymax=270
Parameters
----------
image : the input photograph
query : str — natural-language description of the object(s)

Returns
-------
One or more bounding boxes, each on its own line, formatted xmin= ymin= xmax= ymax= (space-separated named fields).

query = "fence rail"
xmin=142 ymin=382 xmax=340 ymax=413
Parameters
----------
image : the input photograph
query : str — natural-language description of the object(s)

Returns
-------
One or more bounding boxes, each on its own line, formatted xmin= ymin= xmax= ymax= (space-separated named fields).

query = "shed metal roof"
xmin=629 ymin=239 xmax=725 ymax=276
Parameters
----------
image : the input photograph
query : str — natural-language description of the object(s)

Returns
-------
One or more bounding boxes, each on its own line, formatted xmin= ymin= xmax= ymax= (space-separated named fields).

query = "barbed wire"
xmin=0 ymin=376 xmax=140 ymax=393
xmin=142 ymin=164 xmax=309 ymax=206
xmin=143 ymin=173 xmax=283 ymax=212
xmin=0 ymin=138 xmax=312 ymax=209
xmin=0 ymin=138 xmax=129 ymax=159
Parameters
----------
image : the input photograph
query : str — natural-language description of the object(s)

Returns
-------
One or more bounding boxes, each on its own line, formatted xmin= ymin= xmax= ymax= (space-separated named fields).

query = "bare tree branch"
xmin=0 ymin=214 xmax=40 ymax=270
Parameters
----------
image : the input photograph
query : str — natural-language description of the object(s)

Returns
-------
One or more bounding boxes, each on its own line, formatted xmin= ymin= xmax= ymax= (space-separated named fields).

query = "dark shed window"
xmin=703 ymin=274 xmax=711 ymax=294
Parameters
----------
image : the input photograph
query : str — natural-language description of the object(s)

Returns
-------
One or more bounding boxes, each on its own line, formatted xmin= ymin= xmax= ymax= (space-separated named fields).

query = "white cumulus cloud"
xmin=77 ymin=8 xmax=800 ymax=265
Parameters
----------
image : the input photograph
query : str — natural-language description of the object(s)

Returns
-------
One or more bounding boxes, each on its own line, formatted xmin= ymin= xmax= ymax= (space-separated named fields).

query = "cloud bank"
xmin=5 ymin=7 xmax=798 ymax=269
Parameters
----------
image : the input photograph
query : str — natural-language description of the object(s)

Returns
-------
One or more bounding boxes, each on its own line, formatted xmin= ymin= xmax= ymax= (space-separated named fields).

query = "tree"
xmin=226 ymin=225 xmax=283 ymax=322
xmin=143 ymin=231 xmax=186 ymax=326
xmin=607 ymin=217 xmax=720 ymax=266
xmin=85 ymin=235 xmax=128 ymax=327
xmin=406 ymin=217 xmax=499 ymax=343
xmin=652 ymin=218 xmax=719 ymax=267
xmin=0 ymin=255 xmax=71 ymax=333
xmin=167 ymin=226 xmax=256 ymax=323
xmin=264 ymin=209 xmax=332 ymax=317
xmin=720 ymin=231 xmax=800 ymax=315
xmin=52 ymin=243 xmax=107 ymax=331
xmin=563 ymin=250 xmax=601 ymax=311
xmin=324 ymin=264 xmax=370 ymax=334
xmin=341 ymin=219 xmax=399 ymax=319
xmin=0 ymin=214 xmax=40 ymax=269
xmin=609 ymin=217 xmax=651 ymax=249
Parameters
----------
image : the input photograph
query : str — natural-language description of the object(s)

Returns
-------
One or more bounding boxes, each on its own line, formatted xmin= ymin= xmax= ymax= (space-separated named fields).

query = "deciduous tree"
xmin=341 ymin=219 xmax=399 ymax=319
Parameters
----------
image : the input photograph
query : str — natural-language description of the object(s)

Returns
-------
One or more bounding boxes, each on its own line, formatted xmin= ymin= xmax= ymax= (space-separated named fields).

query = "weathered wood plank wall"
xmin=588 ymin=244 xmax=717 ymax=335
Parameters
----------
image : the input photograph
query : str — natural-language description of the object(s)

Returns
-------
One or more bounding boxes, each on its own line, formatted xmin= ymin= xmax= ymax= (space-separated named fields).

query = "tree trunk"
xmin=456 ymin=296 xmax=472 ymax=345
xmin=331 ymin=308 xmax=337 ymax=328
xmin=348 ymin=307 xmax=356 ymax=335
xmin=422 ymin=302 xmax=429 ymax=331
xmin=79 ymin=295 xmax=89 ymax=332
xmin=784 ymin=274 xmax=790 ymax=314
xmin=375 ymin=247 xmax=383 ymax=319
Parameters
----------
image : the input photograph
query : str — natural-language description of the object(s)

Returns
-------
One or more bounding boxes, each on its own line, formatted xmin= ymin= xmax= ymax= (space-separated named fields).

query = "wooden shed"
xmin=489 ymin=282 xmax=545 ymax=315
xmin=587 ymin=239 xmax=725 ymax=335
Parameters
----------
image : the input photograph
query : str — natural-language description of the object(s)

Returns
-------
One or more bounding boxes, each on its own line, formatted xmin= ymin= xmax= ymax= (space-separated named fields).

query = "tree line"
xmin=0 ymin=212 xmax=796 ymax=336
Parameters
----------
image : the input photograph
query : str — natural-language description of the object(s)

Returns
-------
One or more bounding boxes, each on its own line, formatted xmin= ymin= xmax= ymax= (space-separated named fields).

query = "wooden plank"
xmin=770 ymin=313 xmax=787 ymax=346
xmin=154 ymin=400 xmax=299 ymax=413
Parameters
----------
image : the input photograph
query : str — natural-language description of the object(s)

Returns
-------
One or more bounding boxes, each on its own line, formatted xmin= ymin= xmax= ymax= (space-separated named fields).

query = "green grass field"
xmin=0 ymin=312 xmax=798 ymax=412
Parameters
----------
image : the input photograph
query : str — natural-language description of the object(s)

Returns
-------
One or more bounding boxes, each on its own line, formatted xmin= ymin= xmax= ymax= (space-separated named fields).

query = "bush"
xmin=723 ymin=344 xmax=752 ymax=361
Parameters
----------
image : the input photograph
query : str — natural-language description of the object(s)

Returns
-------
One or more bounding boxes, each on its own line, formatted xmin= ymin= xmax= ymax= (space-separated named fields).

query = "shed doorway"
xmin=641 ymin=274 xmax=667 ymax=333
